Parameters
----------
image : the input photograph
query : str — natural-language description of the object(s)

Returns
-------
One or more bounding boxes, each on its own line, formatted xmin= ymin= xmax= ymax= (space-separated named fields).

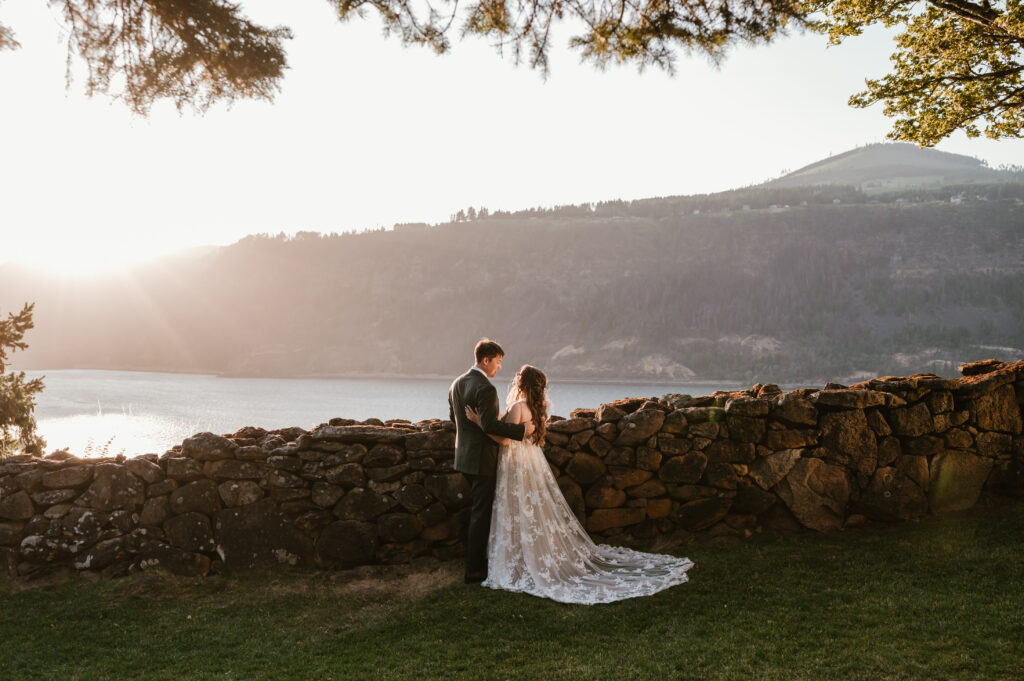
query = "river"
xmin=24 ymin=369 xmax=750 ymax=457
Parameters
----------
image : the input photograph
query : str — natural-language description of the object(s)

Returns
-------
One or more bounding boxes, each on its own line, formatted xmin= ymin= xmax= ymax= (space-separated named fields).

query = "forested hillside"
xmin=4 ymin=190 xmax=1022 ymax=384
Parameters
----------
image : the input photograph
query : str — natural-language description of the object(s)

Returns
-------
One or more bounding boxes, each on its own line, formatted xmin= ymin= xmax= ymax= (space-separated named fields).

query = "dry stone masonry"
xmin=1 ymin=359 xmax=1021 ymax=579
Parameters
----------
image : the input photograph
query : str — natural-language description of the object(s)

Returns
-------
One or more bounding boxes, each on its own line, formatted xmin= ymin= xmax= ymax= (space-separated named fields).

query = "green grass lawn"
xmin=2 ymin=500 xmax=1022 ymax=681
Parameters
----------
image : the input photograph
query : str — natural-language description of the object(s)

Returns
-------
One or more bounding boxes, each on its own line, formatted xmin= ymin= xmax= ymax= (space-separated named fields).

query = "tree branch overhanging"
xmin=1 ymin=0 xmax=1022 ymax=142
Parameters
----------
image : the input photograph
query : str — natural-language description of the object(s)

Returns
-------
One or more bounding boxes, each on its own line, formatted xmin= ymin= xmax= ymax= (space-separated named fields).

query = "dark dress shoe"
xmin=464 ymin=574 xmax=485 ymax=584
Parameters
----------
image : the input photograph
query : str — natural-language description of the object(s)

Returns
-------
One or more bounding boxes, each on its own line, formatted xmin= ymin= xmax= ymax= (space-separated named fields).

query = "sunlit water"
xmin=25 ymin=370 xmax=745 ymax=458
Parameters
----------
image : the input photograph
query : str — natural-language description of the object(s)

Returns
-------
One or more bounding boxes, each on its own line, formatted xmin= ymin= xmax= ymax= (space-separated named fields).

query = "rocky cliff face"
xmin=1 ymin=360 xmax=1021 ymax=579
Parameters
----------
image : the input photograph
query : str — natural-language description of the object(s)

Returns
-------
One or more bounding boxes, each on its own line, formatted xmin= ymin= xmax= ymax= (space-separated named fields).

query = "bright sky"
xmin=2 ymin=0 xmax=1022 ymax=274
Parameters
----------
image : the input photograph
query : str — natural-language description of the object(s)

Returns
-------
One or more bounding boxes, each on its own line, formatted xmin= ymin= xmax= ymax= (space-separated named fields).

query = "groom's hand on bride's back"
xmin=523 ymin=420 xmax=535 ymax=437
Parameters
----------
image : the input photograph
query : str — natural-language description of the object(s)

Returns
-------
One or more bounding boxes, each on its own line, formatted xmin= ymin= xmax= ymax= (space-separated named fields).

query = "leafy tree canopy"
xmin=1 ymin=1 xmax=1021 ymax=144
xmin=0 ymin=304 xmax=45 ymax=457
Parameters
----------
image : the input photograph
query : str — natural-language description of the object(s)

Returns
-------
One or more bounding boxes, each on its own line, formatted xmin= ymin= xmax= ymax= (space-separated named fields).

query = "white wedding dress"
xmin=483 ymin=438 xmax=694 ymax=604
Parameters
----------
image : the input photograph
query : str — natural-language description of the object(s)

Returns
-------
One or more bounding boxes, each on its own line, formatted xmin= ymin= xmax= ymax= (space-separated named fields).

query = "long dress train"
xmin=482 ymin=439 xmax=693 ymax=604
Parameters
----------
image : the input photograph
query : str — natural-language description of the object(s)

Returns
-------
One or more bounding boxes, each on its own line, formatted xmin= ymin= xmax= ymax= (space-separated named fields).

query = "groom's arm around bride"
xmin=448 ymin=339 xmax=532 ymax=583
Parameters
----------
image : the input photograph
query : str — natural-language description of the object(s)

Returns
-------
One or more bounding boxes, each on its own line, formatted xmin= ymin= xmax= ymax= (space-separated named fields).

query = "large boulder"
xmin=609 ymin=468 xmax=651 ymax=489
xmin=968 ymin=384 xmax=1023 ymax=434
xmin=181 ymin=432 xmax=238 ymax=461
xmin=214 ymin=500 xmax=313 ymax=571
xmin=812 ymin=389 xmax=887 ymax=409
xmin=975 ymin=432 xmax=1013 ymax=459
xmin=323 ymin=463 xmax=366 ymax=487
xmin=731 ymin=484 xmax=777 ymax=515
xmin=859 ymin=466 xmax=928 ymax=521
xmin=657 ymin=436 xmax=692 ymax=456
xmin=164 ymin=512 xmax=216 ymax=553
xmin=41 ymin=466 xmax=93 ymax=489
xmin=925 ymin=391 xmax=955 ymax=414
xmin=31 ymin=489 xmax=78 ymax=506
xmin=587 ymin=507 xmax=646 ymax=533
xmin=865 ymin=410 xmax=892 ymax=437
xmin=393 ymin=481 xmax=434 ymax=512
xmin=133 ymin=542 xmax=211 ymax=576
xmin=125 ymin=458 xmax=164 ymax=484
xmin=376 ymin=513 xmax=423 ymax=543
xmin=165 ymin=458 xmax=204 ymax=481
xmin=885 ymin=403 xmax=934 ymax=437
xmin=311 ymin=483 xmax=346 ymax=509
xmin=333 ymin=487 xmax=398 ymax=521
xmin=19 ymin=534 xmax=73 ymax=563
xmin=662 ymin=410 xmax=688 ymax=434
xmin=565 ymin=453 xmax=607 ymax=485
xmin=169 ymin=480 xmax=221 ymax=515
xmin=659 ymin=452 xmax=707 ymax=484
xmin=596 ymin=403 xmax=626 ymax=423
xmin=614 ymin=409 xmax=665 ymax=446
xmin=705 ymin=440 xmax=756 ymax=464
xmin=139 ymin=496 xmax=170 ymax=526
xmin=556 ymin=477 xmax=585 ymax=523
xmin=0 ymin=490 xmax=34 ymax=520
xmin=724 ymin=397 xmax=771 ymax=418
xmin=775 ymin=458 xmax=851 ymax=531
xmin=584 ymin=484 xmax=626 ymax=509
xmin=929 ymin=452 xmax=994 ymax=513
xmin=217 ymin=480 xmax=264 ymax=507
xmin=78 ymin=464 xmax=146 ymax=512
xmin=403 ymin=429 xmax=455 ymax=450
xmin=673 ymin=495 xmax=733 ymax=530
xmin=725 ymin=416 xmax=766 ymax=443
xmin=762 ymin=428 xmax=818 ymax=450
xmin=704 ymin=463 xmax=739 ymax=490
xmin=771 ymin=394 xmax=818 ymax=427
xmin=204 ymin=460 xmax=264 ymax=480
xmin=315 ymin=520 xmax=377 ymax=568
xmin=364 ymin=444 xmax=404 ymax=468
xmin=58 ymin=507 xmax=103 ymax=545
xmin=626 ymin=479 xmax=667 ymax=498
xmin=548 ymin=417 xmax=598 ymax=434
xmin=0 ymin=521 xmax=24 ymax=546
xmin=423 ymin=474 xmax=471 ymax=510
xmin=819 ymin=410 xmax=878 ymax=475
xmin=73 ymin=536 xmax=127 ymax=571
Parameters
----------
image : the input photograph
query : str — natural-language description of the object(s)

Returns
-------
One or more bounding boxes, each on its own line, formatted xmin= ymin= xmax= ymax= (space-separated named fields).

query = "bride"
xmin=466 ymin=365 xmax=693 ymax=604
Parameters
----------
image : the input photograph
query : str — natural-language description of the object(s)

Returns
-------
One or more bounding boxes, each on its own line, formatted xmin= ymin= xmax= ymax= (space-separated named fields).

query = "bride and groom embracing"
xmin=448 ymin=339 xmax=693 ymax=605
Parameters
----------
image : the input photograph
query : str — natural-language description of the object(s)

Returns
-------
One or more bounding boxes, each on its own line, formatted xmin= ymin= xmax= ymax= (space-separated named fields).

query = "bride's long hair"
xmin=506 ymin=365 xmax=548 ymax=446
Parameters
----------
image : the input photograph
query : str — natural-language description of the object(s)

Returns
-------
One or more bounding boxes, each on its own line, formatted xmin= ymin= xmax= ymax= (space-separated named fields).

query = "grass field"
xmin=2 ymin=500 xmax=1022 ymax=681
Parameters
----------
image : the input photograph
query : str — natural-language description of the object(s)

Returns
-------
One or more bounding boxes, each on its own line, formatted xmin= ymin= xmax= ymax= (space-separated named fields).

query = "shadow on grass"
xmin=2 ymin=500 xmax=1021 ymax=681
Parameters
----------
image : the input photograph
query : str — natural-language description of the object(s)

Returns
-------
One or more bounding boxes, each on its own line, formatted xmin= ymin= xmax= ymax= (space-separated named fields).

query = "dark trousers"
xmin=465 ymin=472 xmax=497 ymax=579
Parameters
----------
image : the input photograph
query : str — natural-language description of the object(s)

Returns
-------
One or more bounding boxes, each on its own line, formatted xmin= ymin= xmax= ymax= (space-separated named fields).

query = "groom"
xmin=449 ymin=338 xmax=533 ymax=584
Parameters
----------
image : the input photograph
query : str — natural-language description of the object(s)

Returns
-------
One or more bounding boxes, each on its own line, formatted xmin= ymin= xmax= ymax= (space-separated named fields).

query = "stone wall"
xmin=1 ymin=359 xmax=1022 ymax=579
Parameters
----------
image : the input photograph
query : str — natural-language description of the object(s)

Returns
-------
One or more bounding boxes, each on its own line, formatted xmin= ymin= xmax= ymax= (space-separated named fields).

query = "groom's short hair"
xmin=475 ymin=339 xmax=505 ymax=363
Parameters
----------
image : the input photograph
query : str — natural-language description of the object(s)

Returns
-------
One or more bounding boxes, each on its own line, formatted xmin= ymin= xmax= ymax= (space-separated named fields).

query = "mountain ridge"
xmin=2 ymin=144 xmax=1023 ymax=384
xmin=767 ymin=142 xmax=1018 ymax=191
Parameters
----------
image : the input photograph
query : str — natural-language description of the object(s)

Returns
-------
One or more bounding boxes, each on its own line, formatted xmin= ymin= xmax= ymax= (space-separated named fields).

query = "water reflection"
xmin=39 ymin=412 xmax=208 ymax=457
xmin=29 ymin=370 xmax=746 ymax=458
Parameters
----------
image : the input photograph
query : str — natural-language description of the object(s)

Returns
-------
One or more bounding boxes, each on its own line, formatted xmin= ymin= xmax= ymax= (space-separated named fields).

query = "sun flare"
xmin=10 ymin=239 xmax=180 ymax=278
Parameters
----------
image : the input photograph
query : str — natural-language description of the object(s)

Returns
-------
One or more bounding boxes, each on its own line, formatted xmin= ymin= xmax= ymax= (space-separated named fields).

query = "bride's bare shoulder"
xmin=508 ymin=400 xmax=533 ymax=422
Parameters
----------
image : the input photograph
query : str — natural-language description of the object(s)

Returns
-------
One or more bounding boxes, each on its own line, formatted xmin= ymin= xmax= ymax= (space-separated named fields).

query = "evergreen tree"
xmin=1 ymin=1 xmax=1021 ymax=142
xmin=0 ymin=304 xmax=45 ymax=458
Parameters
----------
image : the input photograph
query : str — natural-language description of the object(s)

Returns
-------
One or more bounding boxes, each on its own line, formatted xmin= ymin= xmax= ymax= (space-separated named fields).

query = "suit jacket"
xmin=449 ymin=368 xmax=526 ymax=476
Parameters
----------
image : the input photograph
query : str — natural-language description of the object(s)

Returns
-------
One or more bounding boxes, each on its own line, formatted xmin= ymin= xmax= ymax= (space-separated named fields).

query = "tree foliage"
xmin=0 ymin=1 xmax=1021 ymax=138
xmin=815 ymin=0 xmax=1024 ymax=145
xmin=3 ymin=1 xmax=292 ymax=114
xmin=0 ymin=304 xmax=45 ymax=457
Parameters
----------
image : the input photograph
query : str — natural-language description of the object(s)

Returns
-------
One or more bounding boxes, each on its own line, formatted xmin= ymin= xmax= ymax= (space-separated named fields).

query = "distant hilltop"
xmin=768 ymin=143 xmax=1021 ymax=192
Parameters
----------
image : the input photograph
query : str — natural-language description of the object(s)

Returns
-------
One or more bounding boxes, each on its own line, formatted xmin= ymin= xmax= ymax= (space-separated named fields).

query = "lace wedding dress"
xmin=483 ymin=438 xmax=694 ymax=604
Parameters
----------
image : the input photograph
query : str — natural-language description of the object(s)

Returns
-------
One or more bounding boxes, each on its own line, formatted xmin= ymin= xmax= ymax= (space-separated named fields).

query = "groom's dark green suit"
xmin=449 ymin=367 xmax=526 ymax=581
